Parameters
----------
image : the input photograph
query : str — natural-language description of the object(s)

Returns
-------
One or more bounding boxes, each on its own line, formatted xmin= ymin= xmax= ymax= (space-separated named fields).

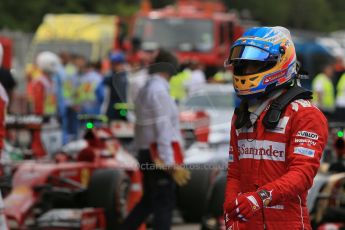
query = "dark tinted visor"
xmin=233 ymin=60 xmax=276 ymax=76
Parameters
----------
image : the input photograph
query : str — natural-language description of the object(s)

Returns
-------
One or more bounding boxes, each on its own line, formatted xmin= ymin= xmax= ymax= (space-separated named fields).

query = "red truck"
xmin=130 ymin=0 xmax=244 ymax=77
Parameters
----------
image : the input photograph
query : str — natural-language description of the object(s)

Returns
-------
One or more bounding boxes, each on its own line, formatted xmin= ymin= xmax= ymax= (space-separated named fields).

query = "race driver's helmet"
xmin=36 ymin=51 xmax=61 ymax=75
xmin=224 ymin=26 xmax=297 ymax=99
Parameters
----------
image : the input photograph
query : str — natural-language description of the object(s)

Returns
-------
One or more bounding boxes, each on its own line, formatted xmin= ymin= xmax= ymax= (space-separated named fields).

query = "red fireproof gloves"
xmin=225 ymin=192 xmax=263 ymax=221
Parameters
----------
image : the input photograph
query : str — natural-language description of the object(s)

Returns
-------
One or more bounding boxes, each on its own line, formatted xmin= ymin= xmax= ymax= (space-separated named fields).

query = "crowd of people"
xmin=312 ymin=56 xmax=345 ymax=121
xmin=24 ymin=49 xmax=208 ymax=147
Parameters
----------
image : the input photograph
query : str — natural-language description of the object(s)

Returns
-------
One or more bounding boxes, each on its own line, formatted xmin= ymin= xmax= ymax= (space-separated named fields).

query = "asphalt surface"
xmin=172 ymin=224 xmax=200 ymax=230
xmin=146 ymin=212 xmax=201 ymax=230
xmin=147 ymin=224 xmax=200 ymax=230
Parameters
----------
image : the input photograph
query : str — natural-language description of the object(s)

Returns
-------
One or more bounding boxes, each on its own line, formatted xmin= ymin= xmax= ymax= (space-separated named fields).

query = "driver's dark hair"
xmin=148 ymin=48 xmax=179 ymax=76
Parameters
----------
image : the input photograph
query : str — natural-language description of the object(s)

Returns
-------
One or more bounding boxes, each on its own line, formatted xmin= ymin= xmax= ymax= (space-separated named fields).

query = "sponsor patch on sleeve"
xmin=295 ymin=99 xmax=312 ymax=107
xmin=294 ymin=138 xmax=316 ymax=146
xmin=294 ymin=147 xmax=315 ymax=157
xmin=296 ymin=131 xmax=319 ymax=140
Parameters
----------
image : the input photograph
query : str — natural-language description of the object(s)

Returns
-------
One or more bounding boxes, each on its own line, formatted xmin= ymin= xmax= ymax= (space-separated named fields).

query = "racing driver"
xmin=223 ymin=26 xmax=328 ymax=229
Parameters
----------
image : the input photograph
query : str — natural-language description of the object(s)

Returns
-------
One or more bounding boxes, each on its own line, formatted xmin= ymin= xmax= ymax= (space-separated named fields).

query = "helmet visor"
xmin=231 ymin=45 xmax=270 ymax=61
xmin=225 ymin=45 xmax=278 ymax=67
xmin=232 ymin=60 xmax=276 ymax=76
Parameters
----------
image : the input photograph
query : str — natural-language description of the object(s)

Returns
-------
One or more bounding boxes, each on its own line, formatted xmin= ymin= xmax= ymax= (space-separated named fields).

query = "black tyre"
xmin=201 ymin=171 xmax=227 ymax=230
xmin=208 ymin=171 xmax=226 ymax=217
xmin=177 ymin=165 xmax=213 ymax=222
xmin=87 ymin=169 xmax=130 ymax=230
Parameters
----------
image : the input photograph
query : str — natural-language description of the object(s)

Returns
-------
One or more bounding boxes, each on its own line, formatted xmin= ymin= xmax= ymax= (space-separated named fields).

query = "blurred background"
xmin=2 ymin=0 xmax=345 ymax=83
xmin=0 ymin=0 xmax=345 ymax=230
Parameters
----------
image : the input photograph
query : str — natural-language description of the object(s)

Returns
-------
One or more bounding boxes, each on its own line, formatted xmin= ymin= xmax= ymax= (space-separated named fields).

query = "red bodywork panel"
xmin=0 ymin=36 xmax=12 ymax=69
xmin=180 ymin=110 xmax=210 ymax=142
xmin=4 ymin=127 xmax=142 ymax=227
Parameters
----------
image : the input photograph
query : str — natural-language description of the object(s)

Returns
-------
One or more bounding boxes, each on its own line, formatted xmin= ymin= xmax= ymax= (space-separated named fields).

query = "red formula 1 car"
xmin=4 ymin=115 xmax=143 ymax=230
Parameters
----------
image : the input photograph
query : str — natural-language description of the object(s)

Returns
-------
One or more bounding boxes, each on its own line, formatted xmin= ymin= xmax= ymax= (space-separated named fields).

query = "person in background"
xmin=122 ymin=49 xmax=190 ymax=230
xmin=0 ymin=43 xmax=9 ymax=230
xmin=25 ymin=61 xmax=42 ymax=113
xmin=127 ymin=50 xmax=157 ymax=107
xmin=58 ymin=52 xmax=77 ymax=143
xmin=169 ymin=61 xmax=191 ymax=103
xmin=0 ymin=44 xmax=9 ymax=168
xmin=127 ymin=64 xmax=149 ymax=110
xmin=31 ymin=52 xmax=60 ymax=113
xmin=333 ymin=55 xmax=345 ymax=85
xmin=0 ymin=44 xmax=16 ymax=113
xmin=60 ymin=54 xmax=85 ymax=141
xmin=53 ymin=59 xmax=67 ymax=144
xmin=91 ymin=60 xmax=103 ymax=74
xmin=329 ymin=136 xmax=345 ymax=173
xmin=335 ymin=66 xmax=345 ymax=122
xmin=184 ymin=60 xmax=206 ymax=96
xmin=212 ymin=66 xmax=234 ymax=83
xmin=30 ymin=51 xmax=60 ymax=157
xmin=59 ymin=52 xmax=77 ymax=79
xmin=75 ymin=57 xmax=104 ymax=116
xmin=103 ymin=51 xmax=128 ymax=121
xmin=311 ymin=59 xmax=336 ymax=118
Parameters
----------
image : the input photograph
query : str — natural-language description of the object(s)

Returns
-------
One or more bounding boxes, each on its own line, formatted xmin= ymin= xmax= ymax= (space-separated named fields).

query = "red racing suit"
xmin=224 ymin=99 xmax=328 ymax=230
xmin=30 ymin=75 xmax=56 ymax=157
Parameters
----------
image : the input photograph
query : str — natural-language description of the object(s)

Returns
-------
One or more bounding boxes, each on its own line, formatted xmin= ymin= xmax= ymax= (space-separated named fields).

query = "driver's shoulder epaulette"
xmin=289 ymin=99 xmax=313 ymax=112
xmin=262 ymin=86 xmax=313 ymax=130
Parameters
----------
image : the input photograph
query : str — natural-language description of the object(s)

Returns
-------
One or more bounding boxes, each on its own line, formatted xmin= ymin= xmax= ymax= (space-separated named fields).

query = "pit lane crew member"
xmin=0 ymin=44 xmax=8 ymax=230
xmin=223 ymin=27 xmax=328 ymax=230
xmin=0 ymin=44 xmax=9 ymax=230
xmin=0 ymin=44 xmax=8 ymax=172
xmin=30 ymin=51 xmax=60 ymax=157
xmin=122 ymin=49 xmax=190 ymax=230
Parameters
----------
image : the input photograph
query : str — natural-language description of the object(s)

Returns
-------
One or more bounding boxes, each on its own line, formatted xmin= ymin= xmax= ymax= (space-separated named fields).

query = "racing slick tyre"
xmin=177 ymin=165 xmax=213 ymax=222
xmin=201 ymin=171 xmax=226 ymax=230
xmin=208 ymin=171 xmax=226 ymax=217
xmin=87 ymin=169 xmax=130 ymax=230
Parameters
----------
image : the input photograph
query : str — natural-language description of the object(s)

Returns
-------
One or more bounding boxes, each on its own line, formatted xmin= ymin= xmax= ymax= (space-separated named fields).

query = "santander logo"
xmin=238 ymin=140 xmax=286 ymax=161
